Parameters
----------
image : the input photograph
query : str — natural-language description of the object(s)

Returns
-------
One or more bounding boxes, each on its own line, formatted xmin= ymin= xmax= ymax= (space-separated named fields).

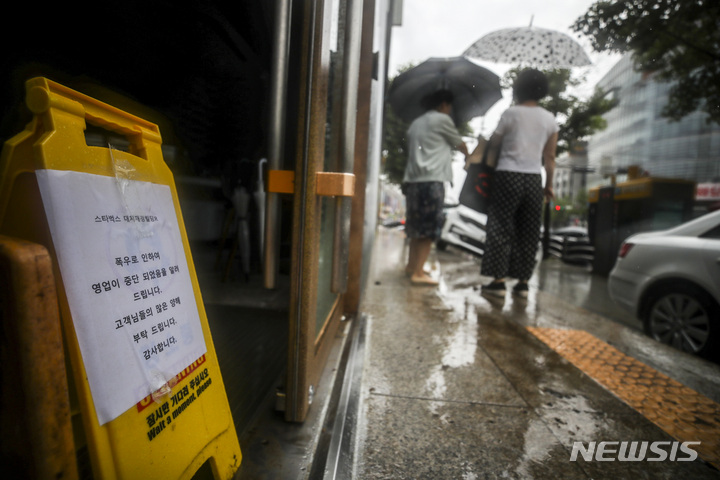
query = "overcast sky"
xmin=388 ymin=0 xmax=622 ymax=137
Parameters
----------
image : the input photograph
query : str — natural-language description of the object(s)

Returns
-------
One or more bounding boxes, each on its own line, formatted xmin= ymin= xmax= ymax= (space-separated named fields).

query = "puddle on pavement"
xmin=429 ymin=266 xmax=608 ymax=477
xmin=424 ymin=279 xmax=483 ymax=414
xmin=515 ymin=418 xmax=556 ymax=478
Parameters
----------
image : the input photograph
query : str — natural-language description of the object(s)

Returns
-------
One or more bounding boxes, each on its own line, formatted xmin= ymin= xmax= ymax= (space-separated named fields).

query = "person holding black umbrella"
xmin=403 ymin=89 xmax=469 ymax=286
xmin=480 ymin=69 xmax=558 ymax=298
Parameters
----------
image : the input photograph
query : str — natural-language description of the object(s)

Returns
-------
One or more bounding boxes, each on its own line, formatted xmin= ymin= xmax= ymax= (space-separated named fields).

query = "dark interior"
xmin=1 ymin=0 xmax=293 ymax=441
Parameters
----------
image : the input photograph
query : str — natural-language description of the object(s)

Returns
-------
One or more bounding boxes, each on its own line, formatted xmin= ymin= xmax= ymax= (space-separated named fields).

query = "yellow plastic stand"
xmin=0 ymin=78 xmax=241 ymax=479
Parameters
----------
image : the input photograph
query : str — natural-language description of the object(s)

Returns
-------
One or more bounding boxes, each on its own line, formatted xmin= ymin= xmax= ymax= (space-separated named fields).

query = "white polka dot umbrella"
xmin=463 ymin=25 xmax=591 ymax=68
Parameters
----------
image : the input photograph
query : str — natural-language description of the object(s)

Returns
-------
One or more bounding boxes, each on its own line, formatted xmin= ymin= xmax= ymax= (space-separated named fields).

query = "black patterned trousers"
xmin=481 ymin=171 xmax=543 ymax=281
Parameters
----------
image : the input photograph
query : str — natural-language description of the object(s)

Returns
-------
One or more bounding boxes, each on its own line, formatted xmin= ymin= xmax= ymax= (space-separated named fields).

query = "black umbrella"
xmin=388 ymin=56 xmax=502 ymax=125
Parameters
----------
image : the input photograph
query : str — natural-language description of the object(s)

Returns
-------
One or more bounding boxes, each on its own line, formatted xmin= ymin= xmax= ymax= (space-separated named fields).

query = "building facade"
xmin=587 ymin=54 xmax=720 ymax=190
xmin=553 ymin=142 xmax=589 ymax=201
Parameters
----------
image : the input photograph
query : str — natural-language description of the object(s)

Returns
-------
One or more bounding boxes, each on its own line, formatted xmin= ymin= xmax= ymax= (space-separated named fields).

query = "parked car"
xmin=548 ymin=226 xmax=594 ymax=264
xmin=437 ymin=203 xmax=487 ymax=257
xmin=437 ymin=203 xmax=543 ymax=264
xmin=608 ymin=210 xmax=720 ymax=361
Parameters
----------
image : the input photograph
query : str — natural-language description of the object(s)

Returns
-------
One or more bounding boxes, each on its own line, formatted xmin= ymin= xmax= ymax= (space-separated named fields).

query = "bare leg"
xmin=406 ymin=240 xmax=431 ymax=276
xmin=405 ymin=238 xmax=418 ymax=275
xmin=409 ymin=238 xmax=437 ymax=285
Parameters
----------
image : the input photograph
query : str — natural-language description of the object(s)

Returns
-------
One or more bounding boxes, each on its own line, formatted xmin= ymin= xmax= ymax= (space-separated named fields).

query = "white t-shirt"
xmin=403 ymin=110 xmax=464 ymax=183
xmin=494 ymin=105 xmax=558 ymax=174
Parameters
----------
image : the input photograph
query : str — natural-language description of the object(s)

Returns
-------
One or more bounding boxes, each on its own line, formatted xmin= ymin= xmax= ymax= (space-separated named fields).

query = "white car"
xmin=437 ymin=204 xmax=488 ymax=257
xmin=608 ymin=210 xmax=720 ymax=361
xmin=437 ymin=203 xmax=544 ymax=264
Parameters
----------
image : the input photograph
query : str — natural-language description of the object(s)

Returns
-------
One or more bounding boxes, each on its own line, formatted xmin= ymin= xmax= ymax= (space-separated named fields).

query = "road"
xmin=533 ymin=257 xmax=641 ymax=331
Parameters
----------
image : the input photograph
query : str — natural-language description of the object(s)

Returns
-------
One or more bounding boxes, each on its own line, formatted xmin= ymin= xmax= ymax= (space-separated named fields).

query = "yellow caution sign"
xmin=0 ymin=78 xmax=241 ymax=479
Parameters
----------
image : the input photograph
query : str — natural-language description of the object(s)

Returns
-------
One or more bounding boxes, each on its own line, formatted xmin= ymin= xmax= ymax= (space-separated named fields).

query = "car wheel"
xmin=643 ymin=284 xmax=720 ymax=361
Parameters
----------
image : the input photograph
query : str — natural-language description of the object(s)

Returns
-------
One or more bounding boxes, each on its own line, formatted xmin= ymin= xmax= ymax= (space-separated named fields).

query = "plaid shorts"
xmin=404 ymin=181 xmax=445 ymax=240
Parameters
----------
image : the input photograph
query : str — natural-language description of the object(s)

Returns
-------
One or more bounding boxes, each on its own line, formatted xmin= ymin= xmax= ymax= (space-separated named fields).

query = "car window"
xmin=700 ymin=224 xmax=720 ymax=239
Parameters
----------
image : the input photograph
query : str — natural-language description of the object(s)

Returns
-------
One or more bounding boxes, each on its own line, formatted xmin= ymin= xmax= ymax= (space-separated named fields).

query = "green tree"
xmin=382 ymin=106 xmax=411 ymax=185
xmin=573 ymin=0 xmax=720 ymax=124
xmin=561 ymin=87 xmax=618 ymax=152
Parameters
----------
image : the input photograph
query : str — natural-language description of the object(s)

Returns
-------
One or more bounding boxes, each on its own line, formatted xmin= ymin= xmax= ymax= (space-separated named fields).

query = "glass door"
xmin=266 ymin=0 xmax=361 ymax=422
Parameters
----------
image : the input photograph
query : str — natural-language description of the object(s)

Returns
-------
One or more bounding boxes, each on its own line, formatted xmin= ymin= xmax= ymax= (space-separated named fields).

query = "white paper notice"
xmin=36 ymin=169 xmax=207 ymax=425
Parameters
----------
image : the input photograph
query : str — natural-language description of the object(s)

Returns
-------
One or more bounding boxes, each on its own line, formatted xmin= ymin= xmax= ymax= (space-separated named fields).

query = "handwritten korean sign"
xmin=36 ymin=169 xmax=207 ymax=425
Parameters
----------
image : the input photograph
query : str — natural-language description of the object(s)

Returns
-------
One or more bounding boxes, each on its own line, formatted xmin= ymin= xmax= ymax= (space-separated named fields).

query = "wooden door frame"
xmin=285 ymin=0 xmax=345 ymax=423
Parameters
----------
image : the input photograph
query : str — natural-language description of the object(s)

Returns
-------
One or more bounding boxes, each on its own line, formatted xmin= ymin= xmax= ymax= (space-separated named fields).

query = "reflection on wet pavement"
xmin=356 ymin=229 xmax=720 ymax=479
xmin=534 ymin=257 xmax=639 ymax=330
xmin=530 ymin=327 xmax=720 ymax=469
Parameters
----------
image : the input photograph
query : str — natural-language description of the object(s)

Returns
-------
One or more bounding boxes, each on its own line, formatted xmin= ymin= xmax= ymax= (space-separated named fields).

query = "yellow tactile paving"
xmin=528 ymin=327 xmax=720 ymax=469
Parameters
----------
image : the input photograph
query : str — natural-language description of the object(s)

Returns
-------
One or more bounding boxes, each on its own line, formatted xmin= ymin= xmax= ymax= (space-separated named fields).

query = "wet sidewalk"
xmin=351 ymin=227 xmax=720 ymax=479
